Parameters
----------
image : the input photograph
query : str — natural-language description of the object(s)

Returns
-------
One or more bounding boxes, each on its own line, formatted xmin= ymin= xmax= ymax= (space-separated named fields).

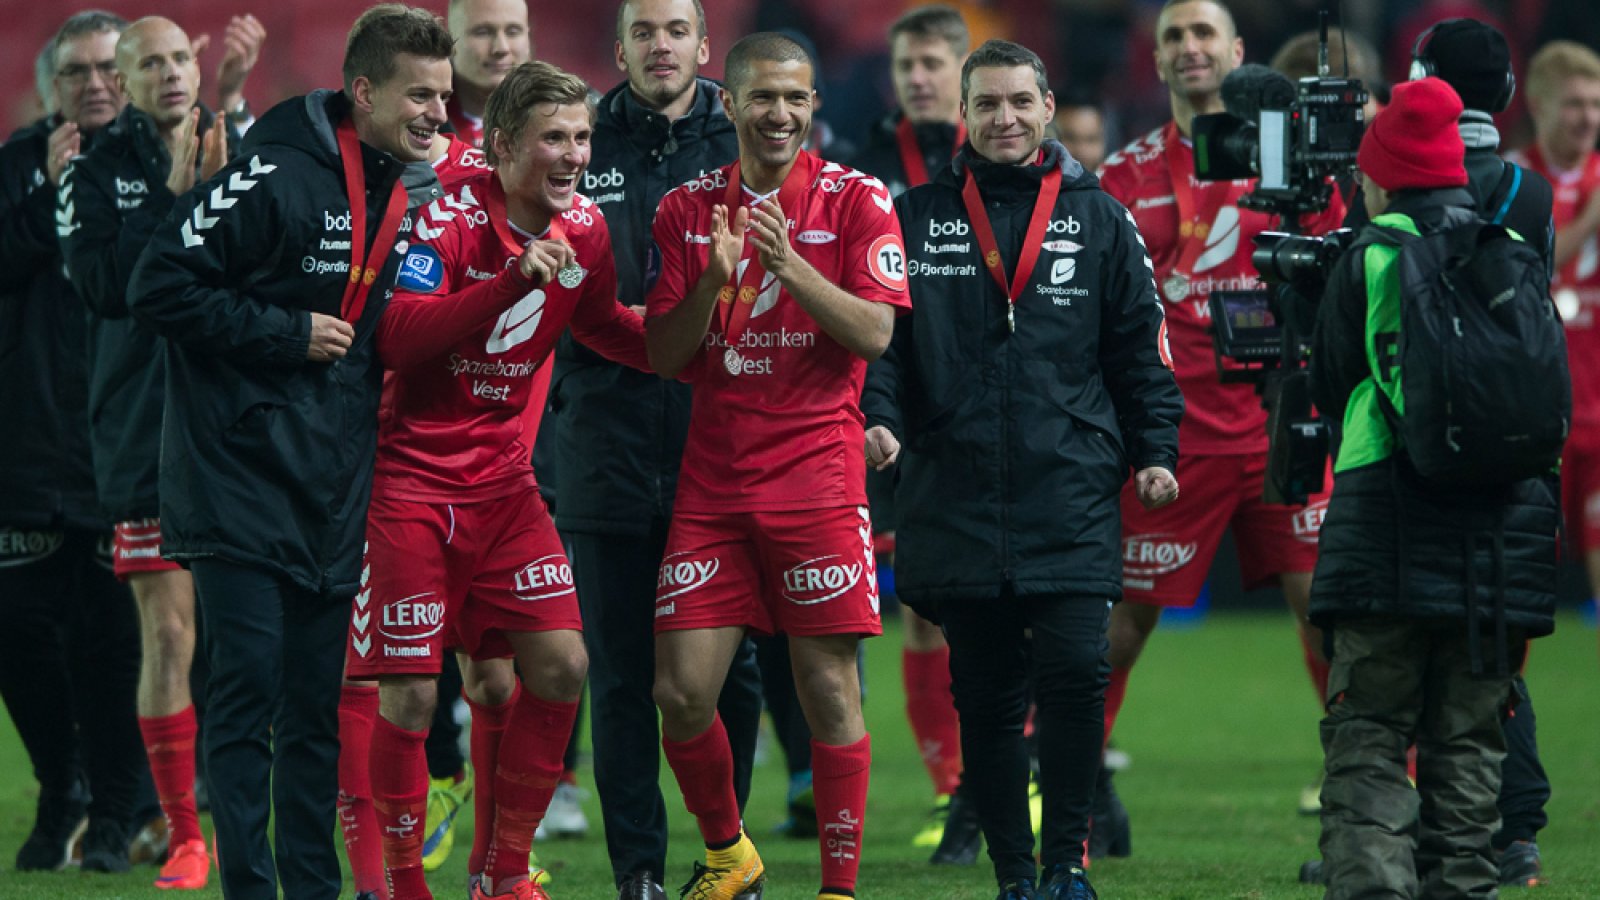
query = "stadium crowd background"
xmin=7 ymin=0 xmax=1600 ymax=166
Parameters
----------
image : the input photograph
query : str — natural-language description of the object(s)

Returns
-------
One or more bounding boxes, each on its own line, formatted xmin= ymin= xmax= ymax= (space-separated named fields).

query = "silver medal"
xmin=723 ymin=347 xmax=743 ymax=376
xmin=557 ymin=263 xmax=584 ymax=289
xmin=1163 ymin=272 xmax=1190 ymax=302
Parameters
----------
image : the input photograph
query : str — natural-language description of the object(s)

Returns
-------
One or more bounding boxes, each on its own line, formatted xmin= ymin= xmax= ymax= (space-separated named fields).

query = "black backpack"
xmin=1368 ymin=214 xmax=1571 ymax=485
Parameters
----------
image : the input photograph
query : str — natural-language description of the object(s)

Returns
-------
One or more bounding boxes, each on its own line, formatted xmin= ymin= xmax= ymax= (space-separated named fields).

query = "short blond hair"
xmin=1527 ymin=41 xmax=1600 ymax=108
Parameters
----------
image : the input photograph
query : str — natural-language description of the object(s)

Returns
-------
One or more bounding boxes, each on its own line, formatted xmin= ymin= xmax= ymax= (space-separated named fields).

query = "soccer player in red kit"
xmin=1096 ymin=0 xmax=1344 ymax=809
xmin=644 ymin=32 xmax=909 ymax=900
xmin=1513 ymin=40 xmax=1600 ymax=615
xmin=334 ymin=126 xmax=495 ymax=900
xmin=344 ymin=61 xmax=649 ymax=900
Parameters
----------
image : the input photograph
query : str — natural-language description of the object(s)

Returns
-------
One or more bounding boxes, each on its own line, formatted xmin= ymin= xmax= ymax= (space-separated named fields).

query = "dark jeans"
xmin=0 ymin=528 xmax=142 ymax=830
xmin=566 ymin=525 xmax=764 ymax=885
xmin=191 ymin=559 xmax=345 ymax=900
xmin=1320 ymin=617 xmax=1525 ymax=900
xmin=937 ymin=591 xmax=1110 ymax=885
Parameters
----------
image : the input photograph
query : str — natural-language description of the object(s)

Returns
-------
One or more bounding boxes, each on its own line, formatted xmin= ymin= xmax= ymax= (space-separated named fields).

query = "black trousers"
xmin=937 ymin=591 xmax=1110 ymax=885
xmin=0 ymin=527 xmax=143 ymax=829
xmin=566 ymin=524 xmax=764 ymax=885
xmin=191 ymin=559 xmax=345 ymax=900
xmin=1494 ymin=674 xmax=1549 ymax=846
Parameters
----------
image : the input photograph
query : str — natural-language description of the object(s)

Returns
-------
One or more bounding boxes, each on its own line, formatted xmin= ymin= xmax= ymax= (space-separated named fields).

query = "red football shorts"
xmin=1560 ymin=429 xmax=1600 ymax=556
xmin=1118 ymin=452 xmax=1328 ymax=607
xmin=112 ymin=518 xmax=183 ymax=581
xmin=654 ymin=506 xmax=883 ymax=638
xmin=345 ymin=489 xmax=582 ymax=678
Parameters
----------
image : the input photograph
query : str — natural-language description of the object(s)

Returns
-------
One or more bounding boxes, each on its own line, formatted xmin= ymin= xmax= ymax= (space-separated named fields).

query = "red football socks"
xmin=812 ymin=734 xmax=871 ymax=896
xmin=370 ymin=716 xmax=431 ymax=900
xmin=662 ymin=714 xmax=743 ymax=846
xmin=483 ymin=691 xmax=578 ymax=888
xmin=137 ymin=706 xmax=202 ymax=846
xmin=902 ymin=647 xmax=962 ymax=796
xmin=337 ymin=684 xmax=387 ymax=899
xmin=465 ymin=684 xmax=519 ymax=876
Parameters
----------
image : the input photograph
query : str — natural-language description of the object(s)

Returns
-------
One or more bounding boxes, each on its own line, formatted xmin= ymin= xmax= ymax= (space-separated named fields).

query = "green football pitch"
xmin=3 ymin=611 xmax=1596 ymax=898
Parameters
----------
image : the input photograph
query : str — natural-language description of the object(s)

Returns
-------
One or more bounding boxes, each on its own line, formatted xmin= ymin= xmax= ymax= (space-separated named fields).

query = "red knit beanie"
xmin=1357 ymin=77 xmax=1468 ymax=192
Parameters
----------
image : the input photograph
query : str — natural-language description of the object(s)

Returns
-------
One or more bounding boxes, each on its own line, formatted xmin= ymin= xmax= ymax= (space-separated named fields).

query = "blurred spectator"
xmin=1270 ymin=25 xmax=1387 ymax=113
xmin=1051 ymin=88 xmax=1107 ymax=172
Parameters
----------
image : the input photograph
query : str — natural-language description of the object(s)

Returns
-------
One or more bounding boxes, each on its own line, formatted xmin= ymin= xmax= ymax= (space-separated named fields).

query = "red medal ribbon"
xmin=486 ymin=178 xmax=569 ymax=257
xmin=715 ymin=151 xmax=814 ymax=349
xmin=1163 ymin=121 xmax=1217 ymax=284
xmin=960 ymin=158 xmax=1061 ymax=330
xmin=336 ymin=119 xmax=410 ymax=324
xmin=896 ymin=116 xmax=968 ymax=188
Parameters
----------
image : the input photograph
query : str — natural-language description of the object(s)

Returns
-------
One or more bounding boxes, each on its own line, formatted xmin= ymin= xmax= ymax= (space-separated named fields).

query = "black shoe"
xmin=1087 ymin=766 xmax=1131 ymax=860
xmin=1499 ymin=840 xmax=1544 ymax=887
xmin=1042 ymin=865 xmax=1098 ymax=900
xmin=1298 ymin=859 xmax=1325 ymax=884
xmin=996 ymin=877 xmax=1037 ymax=900
xmin=618 ymin=870 xmax=667 ymax=900
xmin=79 ymin=818 xmax=132 ymax=873
xmin=929 ymin=787 xmax=982 ymax=865
xmin=14 ymin=774 xmax=90 ymax=871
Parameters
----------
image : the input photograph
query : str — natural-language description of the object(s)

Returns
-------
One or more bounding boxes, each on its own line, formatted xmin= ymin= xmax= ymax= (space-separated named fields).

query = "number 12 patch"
xmin=868 ymin=235 xmax=907 ymax=290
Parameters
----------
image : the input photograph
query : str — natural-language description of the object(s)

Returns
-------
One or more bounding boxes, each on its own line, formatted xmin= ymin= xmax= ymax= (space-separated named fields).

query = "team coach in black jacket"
xmin=127 ymin=7 xmax=453 ymax=898
xmin=862 ymin=40 xmax=1183 ymax=900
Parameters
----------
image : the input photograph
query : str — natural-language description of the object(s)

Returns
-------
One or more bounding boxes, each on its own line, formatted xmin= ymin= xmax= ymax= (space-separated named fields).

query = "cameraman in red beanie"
xmin=1305 ymin=76 xmax=1562 ymax=899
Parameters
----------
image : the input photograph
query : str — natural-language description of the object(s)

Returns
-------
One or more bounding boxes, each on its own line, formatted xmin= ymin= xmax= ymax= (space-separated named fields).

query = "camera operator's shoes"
xmin=995 ymin=876 xmax=1037 ymax=899
xmin=1499 ymin=840 xmax=1544 ymax=887
xmin=1298 ymin=859 xmax=1325 ymax=884
xmin=929 ymin=788 xmax=982 ymax=865
xmin=154 ymin=838 xmax=210 ymax=890
xmin=677 ymin=834 xmax=764 ymax=900
xmin=1087 ymin=767 xmax=1130 ymax=860
xmin=15 ymin=774 xmax=90 ymax=871
xmin=423 ymin=765 xmax=474 ymax=871
xmin=1041 ymin=865 xmax=1097 ymax=900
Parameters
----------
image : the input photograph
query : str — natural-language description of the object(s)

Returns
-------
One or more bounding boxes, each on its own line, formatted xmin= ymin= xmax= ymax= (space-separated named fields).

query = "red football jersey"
xmin=646 ymin=150 xmax=911 ymax=514
xmin=433 ymin=135 xmax=490 ymax=191
xmin=1098 ymin=122 xmax=1344 ymax=454
xmin=1509 ymin=144 xmax=1600 ymax=434
xmin=376 ymin=171 xmax=646 ymax=503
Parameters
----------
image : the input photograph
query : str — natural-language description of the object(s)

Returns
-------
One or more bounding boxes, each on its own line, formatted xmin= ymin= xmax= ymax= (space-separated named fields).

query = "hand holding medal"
xmin=517 ymin=239 xmax=577 ymax=287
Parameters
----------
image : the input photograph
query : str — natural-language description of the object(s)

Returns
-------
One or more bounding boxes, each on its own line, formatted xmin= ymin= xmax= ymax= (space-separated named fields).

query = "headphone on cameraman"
xmin=1408 ymin=18 xmax=1516 ymax=112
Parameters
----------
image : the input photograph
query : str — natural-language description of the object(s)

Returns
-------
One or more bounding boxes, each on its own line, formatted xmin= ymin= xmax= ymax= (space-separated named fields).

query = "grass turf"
xmin=2 ymin=610 xmax=1596 ymax=898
